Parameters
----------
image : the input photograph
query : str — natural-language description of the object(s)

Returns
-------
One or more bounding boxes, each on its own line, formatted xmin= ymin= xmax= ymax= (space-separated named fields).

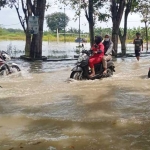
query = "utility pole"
xmin=145 ymin=6 xmax=149 ymax=52
xmin=64 ymin=6 xmax=66 ymax=43
xmin=57 ymin=28 xmax=59 ymax=43
xmin=79 ymin=0 xmax=81 ymax=47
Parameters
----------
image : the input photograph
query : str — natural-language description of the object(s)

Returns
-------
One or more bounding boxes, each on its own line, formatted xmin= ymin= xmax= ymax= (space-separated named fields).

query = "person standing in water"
xmin=133 ymin=32 xmax=143 ymax=61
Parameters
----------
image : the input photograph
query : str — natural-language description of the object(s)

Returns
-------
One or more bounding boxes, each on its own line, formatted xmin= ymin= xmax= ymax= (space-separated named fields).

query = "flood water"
xmin=0 ymin=41 xmax=150 ymax=150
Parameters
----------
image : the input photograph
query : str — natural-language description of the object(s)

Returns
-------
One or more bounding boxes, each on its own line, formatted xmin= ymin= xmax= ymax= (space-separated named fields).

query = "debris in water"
xmin=32 ymin=141 xmax=42 ymax=145
xmin=70 ymin=146 xmax=75 ymax=149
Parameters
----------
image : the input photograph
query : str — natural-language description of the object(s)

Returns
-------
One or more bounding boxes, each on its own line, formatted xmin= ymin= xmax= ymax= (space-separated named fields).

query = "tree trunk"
xmin=111 ymin=0 xmax=125 ymax=57
xmin=89 ymin=21 xmax=94 ymax=46
xmin=119 ymin=30 xmax=126 ymax=56
xmin=25 ymin=31 xmax=31 ymax=56
xmin=14 ymin=0 xmax=46 ymax=59
xmin=119 ymin=8 xmax=130 ymax=56
xmin=112 ymin=22 xmax=119 ymax=57
xmin=30 ymin=0 xmax=46 ymax=59
xmin=121 ymin=41 xmax=126 ymax=56
xmin=89 ymin=0 xmax=94 ymax=46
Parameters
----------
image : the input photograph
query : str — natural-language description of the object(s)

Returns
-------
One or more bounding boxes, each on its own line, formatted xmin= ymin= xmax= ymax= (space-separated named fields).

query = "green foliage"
xmin=0 ymin=25 xmax=3 ymax=35
xmin=95 ymin=27 xmax=150 ymax=41
xmin=94 ymin=27 xmax=112 ymax=37
xmin=45 ymin=12 xmax=69 ymax=32
xmin=0 ymin=0 xmax=7 ymax=9
xmin=0 ymin=0 xmax=16 ymax=9
xmin=58 ymin=0 xmax=109 ymax=23
xmin=0 ymin=27 xmax=149 ymax=41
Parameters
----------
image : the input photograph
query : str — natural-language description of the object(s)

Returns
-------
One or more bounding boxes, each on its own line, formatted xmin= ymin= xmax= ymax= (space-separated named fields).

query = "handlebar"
xmin=81 ymin=50 xmax=93 ymax=56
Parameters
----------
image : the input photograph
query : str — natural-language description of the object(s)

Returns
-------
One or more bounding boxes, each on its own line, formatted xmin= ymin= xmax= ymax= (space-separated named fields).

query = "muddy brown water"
xmin=0 ymin=55 xmax=150 ymax=150
xmin=1 ymin=40 xmax=150 ymax=150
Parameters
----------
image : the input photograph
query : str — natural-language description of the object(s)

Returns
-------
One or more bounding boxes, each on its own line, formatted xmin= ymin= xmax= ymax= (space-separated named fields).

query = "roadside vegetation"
xmin=0 ymin=27 xmax=149 ymax=43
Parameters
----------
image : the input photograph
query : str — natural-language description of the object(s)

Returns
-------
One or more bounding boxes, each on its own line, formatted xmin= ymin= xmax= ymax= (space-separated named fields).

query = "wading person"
xmin=102 ymin=34 xmax=113 ymax=74
xmin=89 ymin=36 xmax=104 ymax=78
xmin=133 ymin=32 xmax=143 ymax=61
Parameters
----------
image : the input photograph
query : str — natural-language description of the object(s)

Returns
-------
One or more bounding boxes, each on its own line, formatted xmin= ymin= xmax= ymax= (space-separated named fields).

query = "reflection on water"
xmin=0 ymin=41 xmax=91 ymax=58
xmin=0 ymin=40 xmax=150 ymax=59
xmin=0 ymin=45 xmax=150 ymax=149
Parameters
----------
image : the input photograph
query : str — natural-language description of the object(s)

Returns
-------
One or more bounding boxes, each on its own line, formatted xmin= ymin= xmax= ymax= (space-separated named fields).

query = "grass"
xmin=0 ymin=33 xmax=89 ymax=42
xmin=0 ymin=33 xmax=149 ymax=43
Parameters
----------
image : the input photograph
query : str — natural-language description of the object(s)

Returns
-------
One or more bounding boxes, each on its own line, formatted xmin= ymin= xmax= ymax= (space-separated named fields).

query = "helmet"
xmin=95 ymin=35 xmax=103 ymax=44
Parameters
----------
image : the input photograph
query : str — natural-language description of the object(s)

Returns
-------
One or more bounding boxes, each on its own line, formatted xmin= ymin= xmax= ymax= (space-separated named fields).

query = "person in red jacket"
xmin=89 ymin=36 xmax=104 ymax=78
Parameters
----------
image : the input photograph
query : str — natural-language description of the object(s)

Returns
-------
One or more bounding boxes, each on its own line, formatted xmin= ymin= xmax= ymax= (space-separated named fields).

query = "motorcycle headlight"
xmin=78 ymin=54 xmax=88 ymax=62
xmin=78 ymin=56 xmax=83 ymax=62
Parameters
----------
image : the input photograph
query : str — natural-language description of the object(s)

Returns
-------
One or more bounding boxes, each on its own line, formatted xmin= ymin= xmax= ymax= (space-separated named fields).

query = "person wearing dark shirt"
xmin=133 ymin=32 xmax=143 ymax=61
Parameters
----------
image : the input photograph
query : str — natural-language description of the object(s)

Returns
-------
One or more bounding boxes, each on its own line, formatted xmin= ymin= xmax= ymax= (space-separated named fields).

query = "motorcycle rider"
xmin=0 ymin=52 xmax=11 ymax=74
xmin=89 ymin=35 xmax=104 ymax=78
xmin=102 ymin=34 xmax=113 ymax=74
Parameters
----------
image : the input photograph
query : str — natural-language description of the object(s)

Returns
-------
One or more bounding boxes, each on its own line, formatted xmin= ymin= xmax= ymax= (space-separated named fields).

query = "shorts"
xmin=135 ymin=49 xmax=140 ymax=57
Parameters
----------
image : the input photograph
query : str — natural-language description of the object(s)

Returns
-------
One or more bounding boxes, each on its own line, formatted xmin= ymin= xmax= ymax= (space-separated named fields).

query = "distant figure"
xmin=133 ymin=32 xmax=143 ymax=61
xmin=82 ymin=43 xmax=84 ymax=48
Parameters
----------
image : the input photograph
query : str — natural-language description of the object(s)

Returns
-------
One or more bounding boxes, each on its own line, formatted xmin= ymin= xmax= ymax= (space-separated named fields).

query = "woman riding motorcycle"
xmin=89 ymin=36 xmax=104 ymax=78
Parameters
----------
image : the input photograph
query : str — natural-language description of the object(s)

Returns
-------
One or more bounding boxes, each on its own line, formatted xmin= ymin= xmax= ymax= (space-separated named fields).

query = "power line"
xmin=0 ymin=23 xmax=20 ymax=26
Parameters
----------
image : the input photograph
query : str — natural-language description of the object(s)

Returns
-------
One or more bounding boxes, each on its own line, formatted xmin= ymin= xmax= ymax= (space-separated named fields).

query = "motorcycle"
xmin=70 ymin=50 xmax=115 ymax=80
xmin=0 ymin=51 xmax=21 ymax=75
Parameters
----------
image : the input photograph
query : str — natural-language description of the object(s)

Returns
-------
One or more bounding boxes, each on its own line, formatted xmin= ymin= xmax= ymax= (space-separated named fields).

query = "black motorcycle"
xmin=70 ymin=50 xmax=115 ymax=80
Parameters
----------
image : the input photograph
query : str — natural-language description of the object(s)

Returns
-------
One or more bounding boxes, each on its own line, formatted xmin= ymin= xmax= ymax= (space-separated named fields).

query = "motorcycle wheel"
xmin=70 ymin=71 xmax=82 ymax=80
xmin=11 ymin=65 xmax=21 ymax=72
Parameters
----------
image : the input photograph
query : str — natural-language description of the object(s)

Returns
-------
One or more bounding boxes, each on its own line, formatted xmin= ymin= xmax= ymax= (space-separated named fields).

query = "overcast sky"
xmin=0 ymin=0 xmax=146 ymax=32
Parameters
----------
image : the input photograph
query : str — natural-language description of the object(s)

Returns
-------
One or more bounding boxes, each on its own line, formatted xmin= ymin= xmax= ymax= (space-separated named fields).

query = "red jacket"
xmin=91 ymin=43 xmax=104 ymax=57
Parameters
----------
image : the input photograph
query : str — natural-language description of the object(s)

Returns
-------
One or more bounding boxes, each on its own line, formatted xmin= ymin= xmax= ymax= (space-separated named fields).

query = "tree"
xmin=0 ymin=0 xmax=6 ymax=8
xmin=58 ymin=0 xmax=108 ymax=46
xmin=118 ymin=0 xmax=138 ymax=56
xmin=0 ymin=0 xmax=19 ymax=12
xmin=0 ymin=0 xmax=16 ymax=9
xmin=110 ymin=0 xmax=126 ymax=56
xmin=11 ymin=0 xmax=47 ymax=59
xmin=137 ymin=1 xmax=150 ymax=51
xmin=45 ymin=12 xmax=69 ymax=32
xmin=94 ymin=27 xmax=112 ymax=37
